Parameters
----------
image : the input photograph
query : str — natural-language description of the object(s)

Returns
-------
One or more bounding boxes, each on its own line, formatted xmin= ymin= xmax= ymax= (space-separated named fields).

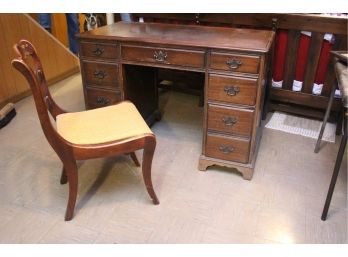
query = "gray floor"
xmin=0 ymin=74 xmax=347 ymax=243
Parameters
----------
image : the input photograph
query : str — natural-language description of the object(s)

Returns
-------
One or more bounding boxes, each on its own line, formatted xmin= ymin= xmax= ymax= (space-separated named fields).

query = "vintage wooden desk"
xmin=76 ymin=21 xmax=274 ymax=179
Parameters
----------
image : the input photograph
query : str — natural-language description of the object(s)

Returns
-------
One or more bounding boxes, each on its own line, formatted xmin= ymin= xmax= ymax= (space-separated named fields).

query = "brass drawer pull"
xmin=93 ymin=70 xmax=107 ymax=80
xmin=222 ymin=116 xmax=237 ymax=126
xmin=92 ymin=47 xmax=104 ymax=56
xmin=224 ymin=86 xmax=240 ymax=96
xmin=96 ymin=96 xmax=110 ymax=105
xmin=153 ymin=50 xmax=167 ymax=62
xmin=219 ymin=145 xmax=234 ymax=154
xmin=226 ymin=59 xmax=242 ymax=69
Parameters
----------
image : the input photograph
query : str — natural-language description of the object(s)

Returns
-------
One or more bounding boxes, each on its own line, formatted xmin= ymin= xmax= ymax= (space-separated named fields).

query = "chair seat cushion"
xmin=56 ymin=101 xmax=153 ymax=145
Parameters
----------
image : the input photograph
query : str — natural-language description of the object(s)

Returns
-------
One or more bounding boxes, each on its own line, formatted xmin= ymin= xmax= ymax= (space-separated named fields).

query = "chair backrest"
xmin=11 ymin=40 xmax=72 ymax=157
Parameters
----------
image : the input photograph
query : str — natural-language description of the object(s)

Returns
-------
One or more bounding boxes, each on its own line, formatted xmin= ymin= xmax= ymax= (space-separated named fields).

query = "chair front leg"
xmin=142 ymin=136 xmax=159 ymax=205
xmin=63 ymin=160 xmax=79 ymax=221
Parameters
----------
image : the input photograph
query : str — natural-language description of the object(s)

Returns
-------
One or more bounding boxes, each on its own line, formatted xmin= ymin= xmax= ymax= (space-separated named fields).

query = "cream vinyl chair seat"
xmin=57 ymin=101 xmax=153 ymax=145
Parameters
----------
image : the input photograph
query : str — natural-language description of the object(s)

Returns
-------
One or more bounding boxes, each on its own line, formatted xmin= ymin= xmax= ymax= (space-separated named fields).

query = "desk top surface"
xmin=77 ymin=21 xmax=274 ymax=53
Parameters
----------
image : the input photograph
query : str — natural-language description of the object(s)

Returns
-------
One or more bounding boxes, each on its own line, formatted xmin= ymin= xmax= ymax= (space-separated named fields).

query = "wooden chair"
xmin=11 ymin=39 xmax=159 ymax=221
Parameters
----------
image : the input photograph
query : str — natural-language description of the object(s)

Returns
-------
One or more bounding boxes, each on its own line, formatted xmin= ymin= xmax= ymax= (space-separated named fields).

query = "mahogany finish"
xmin=121 ymin=45 xmax=205 ymax=68
xmin=207 ymin=104 xmax=254 ymax=137
xmin=205 ymin=133 xmax=250 ymax=164
xmin=85 ymin=87 xmax=122 ymax=109
xmin=77 ymin=22 xmax=274 ymax=179
xmin=207 ymin=74 xmax=258 ymax=106
xmin=210 ymin=52 xmax=260 ymax=74
xmin=79 ymin=41 xmax=118 ymax=60
xmin=11 ymin=40 xmax=159 ymax=221
xmin=78 ymin=22 xmax=273 ymax=53
xmin=82 ymin=61 xmax=119 ymax=89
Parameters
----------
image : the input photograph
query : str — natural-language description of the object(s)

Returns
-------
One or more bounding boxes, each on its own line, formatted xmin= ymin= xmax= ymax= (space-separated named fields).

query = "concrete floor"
xmin=0 ymin=73 xmax=346 ymax=243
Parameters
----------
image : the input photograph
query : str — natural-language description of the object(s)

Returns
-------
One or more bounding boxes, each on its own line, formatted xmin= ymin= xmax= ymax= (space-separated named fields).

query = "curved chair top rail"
xmin=12 ymin=39 xmax=66 ymax=120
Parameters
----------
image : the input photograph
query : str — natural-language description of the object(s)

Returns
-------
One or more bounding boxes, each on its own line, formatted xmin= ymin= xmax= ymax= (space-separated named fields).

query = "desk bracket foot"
xmin=198 ymin=155 xmax=254 ymax=180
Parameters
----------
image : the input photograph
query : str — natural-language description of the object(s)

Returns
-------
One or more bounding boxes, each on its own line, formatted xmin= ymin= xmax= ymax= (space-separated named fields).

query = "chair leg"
xmin=130 ymin=152 xmax=140 ymax=167
xmin=64 ymin=161 xmax=78 ymax=221
xmin=142 ymin=136 xmax=159 ymax=205
xmin=335 ymin=108 xmax=343 ymax=136
xmin=60 ymin=166 xmax=68 ymax=184
xmin=315 ymin=86 xmax=335 ymax=153
xmin=321 ymin=131 xmax=347 ymax=221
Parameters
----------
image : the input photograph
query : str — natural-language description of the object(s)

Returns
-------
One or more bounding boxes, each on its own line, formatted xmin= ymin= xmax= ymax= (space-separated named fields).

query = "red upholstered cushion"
xmin=314 ymin=39 xmax=333 ymax=85
xmin=294 ymin=33 xmax=311 ymax=82
xmin=272 ymin=29 xmax=288 ymax=82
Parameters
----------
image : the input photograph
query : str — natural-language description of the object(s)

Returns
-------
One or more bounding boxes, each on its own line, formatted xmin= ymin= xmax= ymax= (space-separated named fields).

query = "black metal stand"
xmin=314 ymin=86 xmax=335 ymax=153
xmin=315 ymin=51 xmax=348 ymax=220
xmin=321 ymin=119 xmax=347 ymax=221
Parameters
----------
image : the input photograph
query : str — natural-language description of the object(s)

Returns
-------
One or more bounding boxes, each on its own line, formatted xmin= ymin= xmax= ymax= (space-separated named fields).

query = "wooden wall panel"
xmin=0 ymin=64 xmax=9 ymax=104
xmin=0 ymin=15 xmax=20 ymax=104
xmin=51 ymin=14 xmax=69 ymax=46
xmin=0 ymin=14 xmax=79 ymax=108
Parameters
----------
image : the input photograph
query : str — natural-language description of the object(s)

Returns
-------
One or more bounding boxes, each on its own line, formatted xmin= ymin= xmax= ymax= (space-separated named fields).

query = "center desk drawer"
xmin=82 ymin=61 xmax=119 ymax=89
xmin=206 ymin=133 xmax=250 ymax=163
xmin=207 ymin=104 xmax=254 ymax=137
xmin=208 ymin=74 xmax=258 ymax=106
xmin=121 ymin=45 xmax=205 ymax=68
xmin=210 ymin=52 xmax=260 ymax=74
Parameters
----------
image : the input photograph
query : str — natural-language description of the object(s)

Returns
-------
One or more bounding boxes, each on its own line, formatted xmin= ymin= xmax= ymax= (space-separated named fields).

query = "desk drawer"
xmin=208 ymin=74 xmax=257 ymax=106
xmin=85 ymin=87 xmax=122 ymax=109
xmin=82 ymin=61 xmax=119 ymax=89
xmin=121 ymin=45 xmax=205 ymax=69
xmin=210 ymin=52 xmax=260 ymax=74
xmin=79 ymin=42 xmax=118 ymax=60
xmin=206 ymin=133 xmax=250 ymax=163
xmin=207 ymin=104 xmax=254 ymax=137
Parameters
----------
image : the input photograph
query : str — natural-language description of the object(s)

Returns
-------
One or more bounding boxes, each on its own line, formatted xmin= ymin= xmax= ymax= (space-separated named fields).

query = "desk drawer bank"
xmin=77 ymin=22 xmax=274 ymax=180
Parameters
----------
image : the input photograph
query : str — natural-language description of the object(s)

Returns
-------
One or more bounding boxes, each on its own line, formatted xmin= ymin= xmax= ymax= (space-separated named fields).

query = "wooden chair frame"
xmin=11 ymin=39 xmax=159 ymax=221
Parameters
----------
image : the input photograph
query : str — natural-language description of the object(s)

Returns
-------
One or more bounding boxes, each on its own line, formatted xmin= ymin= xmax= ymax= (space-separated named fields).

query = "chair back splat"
xmin=12 ymin=39 xmax=159 ymax=221
xmin=12 ymin=40 xmax=72 ymax=163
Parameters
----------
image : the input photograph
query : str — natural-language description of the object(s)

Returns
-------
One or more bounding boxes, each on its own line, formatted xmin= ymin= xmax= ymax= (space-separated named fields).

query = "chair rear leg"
xmin=130 ymin=152 xmax=140 ymax=167
xmin=60 ymin=166 xmax=68 ymax=184
xmin=142 ymin=136 xmax=159 ymax=205
xmin=64 ymin=161 xmax=78 ymax=221
xmin=335 ymin=108 xmax=343 ymax=136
